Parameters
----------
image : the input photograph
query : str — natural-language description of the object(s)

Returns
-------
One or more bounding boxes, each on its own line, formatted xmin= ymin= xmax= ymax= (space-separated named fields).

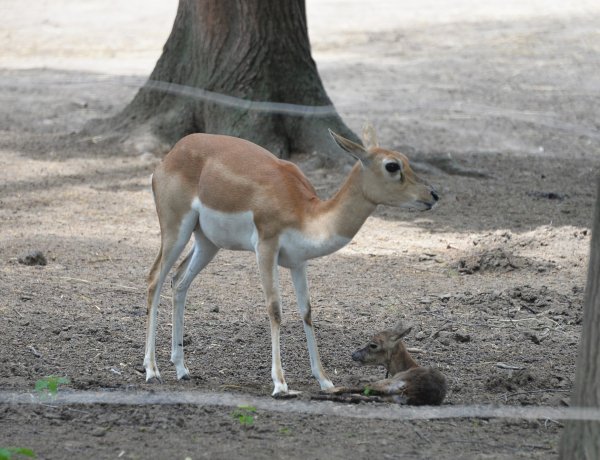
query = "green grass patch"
xmin=0 ymin=447 xmax=36 ymax=460
xmin=34 ymin=376 xmax=70 ymax=399
xmin=231 ymin=405 xmax=257 ymax=427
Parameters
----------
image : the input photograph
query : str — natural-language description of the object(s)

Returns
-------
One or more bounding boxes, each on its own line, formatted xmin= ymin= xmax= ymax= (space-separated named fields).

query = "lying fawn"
xmin=145 ymin=128 xmax=438 ymax=395
xmin=328 ymin=322 xmax=447 ymax=405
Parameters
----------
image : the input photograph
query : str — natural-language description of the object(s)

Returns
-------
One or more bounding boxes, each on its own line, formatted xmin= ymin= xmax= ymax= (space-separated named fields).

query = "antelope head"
xmin=329 ymin=129 xmax=439 ymax=211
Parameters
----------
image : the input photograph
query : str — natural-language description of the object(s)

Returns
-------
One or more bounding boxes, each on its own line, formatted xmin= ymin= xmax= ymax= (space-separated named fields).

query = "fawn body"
xmin=330 ymin=322 xmax=447 ymax=405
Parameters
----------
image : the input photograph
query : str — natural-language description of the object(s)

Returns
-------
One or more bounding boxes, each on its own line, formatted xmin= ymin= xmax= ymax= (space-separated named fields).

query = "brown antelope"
xmin=145 ymin=128 xmax=438 ymax=395
xmin=327 ymin=322 xmax=447 ymax=405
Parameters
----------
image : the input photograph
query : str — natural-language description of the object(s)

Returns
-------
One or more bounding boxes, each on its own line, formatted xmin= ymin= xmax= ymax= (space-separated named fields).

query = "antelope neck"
xmin=315 ymin=164 xmax=378 ymax=240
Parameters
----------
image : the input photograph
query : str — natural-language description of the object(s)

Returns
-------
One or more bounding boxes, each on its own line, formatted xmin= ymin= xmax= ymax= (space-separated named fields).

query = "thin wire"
xmin=143 ymin=79 xmax=339 ymax=117
xmin=2 ymin=390 xmax=596 ymax=422
xmin=3 ymin=73 xmax=600 ymax=139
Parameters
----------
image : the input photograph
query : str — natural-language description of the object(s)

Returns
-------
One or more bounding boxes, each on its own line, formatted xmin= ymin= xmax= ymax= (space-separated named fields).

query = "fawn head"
xmin=329 ymin=127 xmax=439 ymax=210
xmin=352 ymin=321 xmax=417 ymax=373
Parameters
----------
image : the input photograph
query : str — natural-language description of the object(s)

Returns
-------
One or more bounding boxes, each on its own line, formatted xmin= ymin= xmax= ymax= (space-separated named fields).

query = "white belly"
xmin=192 ymin=199 xmax=257 ymax=251
xmin=191 ymin=199 xmax=350 ymax=266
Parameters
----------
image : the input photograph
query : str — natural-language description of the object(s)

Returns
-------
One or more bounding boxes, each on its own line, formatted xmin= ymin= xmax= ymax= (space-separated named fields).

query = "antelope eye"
xmin=385 ymin=162 xmax=401 ymax=173
xmin=368 ymin=343 xmax=378 ymax=350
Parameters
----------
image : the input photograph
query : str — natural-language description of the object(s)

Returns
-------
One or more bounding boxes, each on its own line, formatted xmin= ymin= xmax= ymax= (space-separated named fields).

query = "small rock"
xmin=70 ymin=100 xmax=88 ymax=109
xmin=527 ymin=191 xmax=567 ymax=201
xmin=91 ymin=427 xmax=107 ymax=437
xmin=18 ymin=251 xmax=47 ymax=266
xmin=211 ymin=305 xmax=220 ymax=313
xmin=415 ymin=331 xmax=427 ymax=341
xmin=454 ymin=332 xmax=471 ymax=343
xmin=524 ymin=331 xmax=541 ymax=344
xmin=436 ymin=331 xmax=453 ymax=346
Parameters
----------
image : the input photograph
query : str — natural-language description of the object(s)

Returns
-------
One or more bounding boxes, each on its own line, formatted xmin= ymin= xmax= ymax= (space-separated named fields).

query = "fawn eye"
xmin=368 ymin=343 xmax=378 ymax=350
xmin=385 ymin=162 xmax=401 ymax=173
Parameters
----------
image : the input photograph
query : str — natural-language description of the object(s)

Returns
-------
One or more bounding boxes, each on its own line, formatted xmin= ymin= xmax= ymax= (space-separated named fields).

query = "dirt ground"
xmin=1 ymin=1 xmax=600 ymax=458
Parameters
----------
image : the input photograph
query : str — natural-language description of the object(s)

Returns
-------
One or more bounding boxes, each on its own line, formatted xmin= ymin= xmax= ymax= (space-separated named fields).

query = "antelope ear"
xmin=391 ymin=321 xmax=413 ymax=341
xmin=328 ymin=129 xmax=370 ymax=164
xmin=362 ymin=123 xmax=379 ymax=149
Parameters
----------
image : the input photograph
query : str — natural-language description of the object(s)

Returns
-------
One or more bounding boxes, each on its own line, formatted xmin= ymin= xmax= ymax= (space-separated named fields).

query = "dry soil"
xmin=1 ymin=1 xmax=600 ymax=459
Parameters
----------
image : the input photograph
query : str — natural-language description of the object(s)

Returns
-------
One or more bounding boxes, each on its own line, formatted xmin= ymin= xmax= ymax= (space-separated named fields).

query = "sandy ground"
xmin=1 ymin=1 xmax=600 ymax=458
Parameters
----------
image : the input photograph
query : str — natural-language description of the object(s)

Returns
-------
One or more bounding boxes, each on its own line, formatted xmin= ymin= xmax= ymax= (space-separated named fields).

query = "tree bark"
xmin=559 ymin=176 xmax=600 ymax=459
xmin=102 ymin=0 xmax=357 ymax=160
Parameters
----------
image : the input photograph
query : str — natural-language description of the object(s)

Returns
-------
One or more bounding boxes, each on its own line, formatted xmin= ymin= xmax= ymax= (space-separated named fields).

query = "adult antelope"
xmin=145 ymin=128 xmax=438 ymax=395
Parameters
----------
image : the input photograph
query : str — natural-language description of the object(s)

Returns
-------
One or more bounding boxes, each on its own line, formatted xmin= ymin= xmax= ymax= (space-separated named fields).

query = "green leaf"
xmin=231 ymin=406 xmax=257 ymax=426
xmin=34 ymin=376 xmax=70 ymax=397
xmin=0 ymin=447 xmax=36 ymax=459
xmin=34 ymin=380 xmax=47 ymax=392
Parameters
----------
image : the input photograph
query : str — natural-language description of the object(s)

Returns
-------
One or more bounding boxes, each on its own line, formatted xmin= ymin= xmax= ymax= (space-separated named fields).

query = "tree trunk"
xmin=559 ymin=176 xmax=600 ymax=459
xmin=103 ymin=0 xmax=357 ymax=159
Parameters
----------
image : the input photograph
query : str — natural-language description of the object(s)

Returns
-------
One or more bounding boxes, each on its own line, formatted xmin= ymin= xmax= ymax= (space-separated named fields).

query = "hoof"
xmin=319 ymin=379 xmax=335 ymax=390
xmin=272 ymin=390 xmax=302 ymax=399
xmin=272 ymin=381 xmax=288 ymax=396
xmin=175 ymin=364 xmax=191 ymax=380
xmin=146 ymin=375 xmax=163 ymax=384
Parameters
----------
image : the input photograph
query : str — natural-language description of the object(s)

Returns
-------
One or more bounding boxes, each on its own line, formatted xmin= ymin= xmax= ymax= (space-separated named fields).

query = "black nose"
xmin=431 ymin=190 xmax=439 ymax=202
xmin=351 ymin=351 xmax=361 ymax=361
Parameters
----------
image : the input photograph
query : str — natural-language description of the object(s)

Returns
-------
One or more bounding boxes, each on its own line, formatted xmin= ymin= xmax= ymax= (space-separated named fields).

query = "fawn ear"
xmin=328 ymin=129 xmax=370 ymax=164
xmin=362 ymin=123 xmax=379 ymax=149
xmin=391 ymin=321 xmax=413 ymax=341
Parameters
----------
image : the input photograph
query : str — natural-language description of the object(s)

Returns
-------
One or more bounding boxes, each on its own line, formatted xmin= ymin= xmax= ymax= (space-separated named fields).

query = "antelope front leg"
xmin=256 ymin=240 xmax=288 ymax=396
xmin=291 ymin=264 xmax=334 ymax=390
